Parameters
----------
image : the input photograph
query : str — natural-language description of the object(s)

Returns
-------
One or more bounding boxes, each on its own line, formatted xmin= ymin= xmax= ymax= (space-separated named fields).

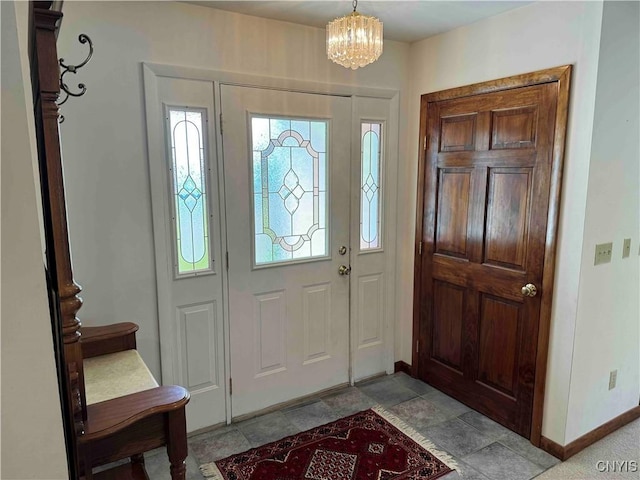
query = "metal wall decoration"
xmin=57 ymin=33 xmax=93 ymax=122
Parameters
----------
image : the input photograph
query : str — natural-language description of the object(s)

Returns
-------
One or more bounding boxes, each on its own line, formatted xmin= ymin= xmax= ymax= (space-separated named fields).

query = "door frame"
xmin=412 ymin=65 xmax=572 ymax=446
xmin=143 ymin=62 xmax=400 ymax=424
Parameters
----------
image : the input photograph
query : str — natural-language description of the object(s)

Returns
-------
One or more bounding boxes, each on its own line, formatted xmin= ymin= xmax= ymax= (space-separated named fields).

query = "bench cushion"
xmin=84 ymin=350 xmax=158 ymax=405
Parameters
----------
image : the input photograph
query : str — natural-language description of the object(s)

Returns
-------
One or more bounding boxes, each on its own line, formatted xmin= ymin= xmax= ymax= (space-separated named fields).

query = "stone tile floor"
xmin=142 ymin=372 xmax=560 ymax=479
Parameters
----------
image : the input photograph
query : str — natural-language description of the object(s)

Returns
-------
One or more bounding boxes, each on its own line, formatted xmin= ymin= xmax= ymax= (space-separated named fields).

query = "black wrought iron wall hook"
xmin=58 ymin=33 xmax=93 ymax=122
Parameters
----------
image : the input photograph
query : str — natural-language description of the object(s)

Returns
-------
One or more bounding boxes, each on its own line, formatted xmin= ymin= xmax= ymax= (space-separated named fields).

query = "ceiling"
xmin=188 ymin=1 xmax=531 ymax=43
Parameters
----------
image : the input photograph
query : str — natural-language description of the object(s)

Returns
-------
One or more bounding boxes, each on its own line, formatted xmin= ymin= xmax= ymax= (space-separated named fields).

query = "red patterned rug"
xmin=200 ymin=406 xmax=457 ymax=480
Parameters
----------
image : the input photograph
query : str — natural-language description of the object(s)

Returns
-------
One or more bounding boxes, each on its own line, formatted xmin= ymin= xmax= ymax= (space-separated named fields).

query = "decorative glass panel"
xmin=168 ymin=108 xmax=212 ymax=275
xmin=251 ymin=116 xmax=328 ymax=265
xmin=360 ymin=122 xmax=382 ymax=250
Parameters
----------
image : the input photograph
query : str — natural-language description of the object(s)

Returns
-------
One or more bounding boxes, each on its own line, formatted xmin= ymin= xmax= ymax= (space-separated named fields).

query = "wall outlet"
xmin=594 ymin=242 xmax=613 ymax=265
xmin=609 ymin=370 xmax=617 ymax=390
xmin=622 ymin=238 xmax=631 ymax=258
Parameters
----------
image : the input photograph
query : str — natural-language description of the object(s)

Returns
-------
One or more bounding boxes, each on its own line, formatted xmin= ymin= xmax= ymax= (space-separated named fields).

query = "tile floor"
xmin=143 ymin=372 xmax=560 ymax=479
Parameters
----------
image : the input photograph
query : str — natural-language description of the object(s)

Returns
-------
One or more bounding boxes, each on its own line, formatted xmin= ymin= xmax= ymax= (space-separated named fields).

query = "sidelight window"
xmin=166 ymin=107 xmax=213 ymax=276
xmin=360 ymin=122 xmax=383 ymax=251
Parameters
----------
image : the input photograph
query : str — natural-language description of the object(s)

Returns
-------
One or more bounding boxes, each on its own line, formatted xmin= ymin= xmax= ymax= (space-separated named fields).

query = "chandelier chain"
xmin=353 ymin=0 xmax=357 ymax=12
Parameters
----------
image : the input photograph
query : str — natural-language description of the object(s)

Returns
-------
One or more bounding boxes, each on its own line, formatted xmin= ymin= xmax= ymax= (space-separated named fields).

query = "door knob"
xmin=521 ymin=283 xmax=537 ymax=297
xmin=338 ymin=265 xmax=351 ymax=276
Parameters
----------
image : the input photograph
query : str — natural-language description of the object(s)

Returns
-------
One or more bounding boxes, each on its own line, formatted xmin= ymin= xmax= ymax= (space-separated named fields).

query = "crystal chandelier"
xmin=326 ymin=0 xmax=383 ymax=70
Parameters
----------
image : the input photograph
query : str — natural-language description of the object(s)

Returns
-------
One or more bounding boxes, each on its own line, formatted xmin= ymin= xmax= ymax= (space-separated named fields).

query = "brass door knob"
xmin=338 ymin=265 xmax=351 ymax=276
xmin=521 ymin=283 xmax=537 ymax=297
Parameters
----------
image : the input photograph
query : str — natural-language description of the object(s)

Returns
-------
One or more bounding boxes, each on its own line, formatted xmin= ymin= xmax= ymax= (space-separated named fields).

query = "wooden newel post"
xmin=31 ymin=1 xmax=86 ymax=440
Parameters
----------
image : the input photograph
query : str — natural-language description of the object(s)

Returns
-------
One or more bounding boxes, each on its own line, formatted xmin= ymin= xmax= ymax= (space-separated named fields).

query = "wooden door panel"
xmin=440 ymin=114 xmax=477 ymax=152
xmin=477 ymin=294 xmax=522 ymax=398
xmin=435 ymin=169 xmax=472 ymax=258
xmin=491 ymin=107 xmax=538 ymax=150
xmin=484 ymin=168 xmax=533 ymax=270
xmin=432 ymin=281 xmax=465 ymax=372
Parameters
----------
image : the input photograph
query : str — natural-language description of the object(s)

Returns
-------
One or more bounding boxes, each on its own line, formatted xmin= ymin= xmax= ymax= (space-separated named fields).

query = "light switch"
xmin=622 ymin=238 xmax=631 ymax=258
xmin=594 ymin=242 xmax=613 ymax=265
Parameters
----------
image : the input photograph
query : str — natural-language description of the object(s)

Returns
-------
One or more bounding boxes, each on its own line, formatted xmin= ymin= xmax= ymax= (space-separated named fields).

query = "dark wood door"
xmin=415 ymin=81 xmax=559 ymax=438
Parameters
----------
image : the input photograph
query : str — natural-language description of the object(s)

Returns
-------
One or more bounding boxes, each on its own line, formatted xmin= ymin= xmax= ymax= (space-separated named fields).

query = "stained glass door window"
xmin=360 ymin=122 xmax=383 ymax=250
xmin=167 ymin=107 xmax=212 ymax=276
xmin=251 ymin=116 xmax=328 ymax=266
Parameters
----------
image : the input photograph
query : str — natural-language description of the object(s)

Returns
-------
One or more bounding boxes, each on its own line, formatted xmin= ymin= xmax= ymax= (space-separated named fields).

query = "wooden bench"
xmin=79 ymin=323 xmax=190 ymax=479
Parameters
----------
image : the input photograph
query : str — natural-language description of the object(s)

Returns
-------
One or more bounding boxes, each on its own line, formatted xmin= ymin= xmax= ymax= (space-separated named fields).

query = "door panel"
xmin=435 ymin=169 xmax=472 ymax=258
xmin=417 ymin=82 xmax=558 ymax=437
xmin=491 ymin=107 xmax=537 ymax=149
xmin=432 ymin=281 xmax=464 ymax=371
xmin=254 ymin=290 xmax=287 ymax=376
xmin=350 ymin=97 xmax=395 ymax=381
xmin=484 ymin=168 xmax=532 ymax=269
xmin=221 ymin=85 xmax=351 ymax=417
xmin=179 ymin=302 xmax=219 ymax=389
xmin=302 ymin=283 xmax=332 ymax=363
xmin=146 ymin=77 xmax=227 ymax=431
xmin=477 ymin=295 xmax=521 ymax=397
xmin=357 ymin=274 xmax=384 ymax=348
xmin=440 ymin=114 xmax=477 ymax=152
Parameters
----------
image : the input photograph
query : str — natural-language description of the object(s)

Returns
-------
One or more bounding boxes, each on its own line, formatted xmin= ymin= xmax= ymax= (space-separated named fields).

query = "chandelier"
xmin=326 ymin=0 xmax=383 ymax=70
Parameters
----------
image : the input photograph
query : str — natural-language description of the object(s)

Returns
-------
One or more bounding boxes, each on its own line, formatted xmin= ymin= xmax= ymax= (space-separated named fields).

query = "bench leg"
xmin=167 ymin=408 xmax=188 ymax=480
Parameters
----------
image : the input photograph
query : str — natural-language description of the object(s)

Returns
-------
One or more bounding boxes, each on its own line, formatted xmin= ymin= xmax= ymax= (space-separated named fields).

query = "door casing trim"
xmin=411 ymin=65 xmax=572 ymax=447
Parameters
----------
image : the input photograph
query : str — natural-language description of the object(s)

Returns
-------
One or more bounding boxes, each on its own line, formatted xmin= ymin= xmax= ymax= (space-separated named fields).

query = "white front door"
xmin=221 ymin=85 xmax=352 ymax=417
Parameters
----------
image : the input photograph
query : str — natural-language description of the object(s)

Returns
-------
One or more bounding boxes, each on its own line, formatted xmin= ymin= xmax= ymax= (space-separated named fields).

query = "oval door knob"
xmin=521 ymin=283 xmax=538 ymax=297
xmin=338 ymin=265 xmax=351 ymax=276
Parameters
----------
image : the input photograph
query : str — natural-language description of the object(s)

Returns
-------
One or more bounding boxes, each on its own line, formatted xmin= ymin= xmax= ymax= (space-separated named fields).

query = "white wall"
xmin=404 ymin=1 xmax=604 ymax=445
xmin=565 ymin=1 xmax=640 ymax=443
xmin=57 ymin=1 xmax=410 ymax=379
xmin=1 ymin=1 xmax=69 ymax=478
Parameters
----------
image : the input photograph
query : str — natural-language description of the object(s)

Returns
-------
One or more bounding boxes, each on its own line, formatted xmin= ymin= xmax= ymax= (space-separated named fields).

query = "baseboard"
xmin=541 ymin=405 xmax=640 ymax=460
xmin=539 ymin=436 xmax=565 ymax=460
xmin=394 ymin=361 xmax=412 ymax=375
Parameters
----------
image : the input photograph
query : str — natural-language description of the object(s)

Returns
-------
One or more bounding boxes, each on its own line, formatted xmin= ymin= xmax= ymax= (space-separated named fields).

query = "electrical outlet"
xmin=594 ymin=242 xmax=613 ymax=265
xmin=622 ymin=238 xmax=631 ymax=258
xmin=609 ymin=370 xmax=617 ymax=390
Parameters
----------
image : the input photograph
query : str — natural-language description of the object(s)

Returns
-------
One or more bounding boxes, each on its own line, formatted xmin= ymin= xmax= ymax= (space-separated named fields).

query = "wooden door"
xmin=414 ymin=70 xmax=570 ymax=439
